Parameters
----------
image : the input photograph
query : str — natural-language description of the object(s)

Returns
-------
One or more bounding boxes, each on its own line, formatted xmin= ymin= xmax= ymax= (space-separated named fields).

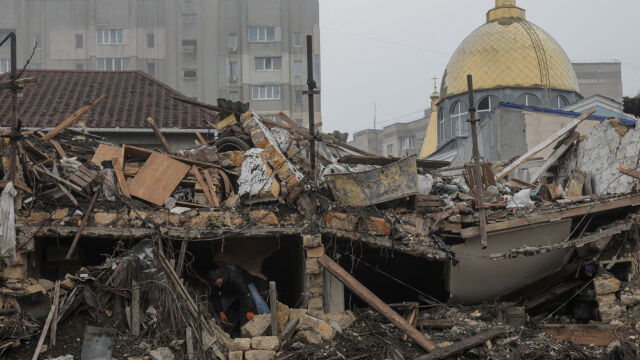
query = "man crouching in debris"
xmin=209 ymin=265 xmax=268 ymax=335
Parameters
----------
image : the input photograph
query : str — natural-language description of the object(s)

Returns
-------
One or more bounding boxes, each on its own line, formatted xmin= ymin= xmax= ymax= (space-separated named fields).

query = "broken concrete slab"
xmin=241 ymin=314 xmax=271 ymax=338
xmin=244 ymin=350 xmax=276 ymax=360
xmin=251 ymin=336 xmax=279 ymax=351
xmin=230 ymin=337 xmax=251 ymax=351
xmin=594 ymin=271 xmax=622 ymax=295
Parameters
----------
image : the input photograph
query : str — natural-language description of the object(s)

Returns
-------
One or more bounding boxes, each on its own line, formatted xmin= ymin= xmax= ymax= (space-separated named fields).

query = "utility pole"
xmin=303 ymin=35 xmax=320 ymax=183
xmin=466 ymin=75 xmax=488 ymax=248
xmin=0 ymin=32 xmax=18 ymax=183
xmin=374 ymin=102 xmax=377 ymax=155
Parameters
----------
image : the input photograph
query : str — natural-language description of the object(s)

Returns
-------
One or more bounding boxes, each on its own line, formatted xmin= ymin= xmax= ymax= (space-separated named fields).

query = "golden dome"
xmin=440 ymin=0 xmax=579 ymax=98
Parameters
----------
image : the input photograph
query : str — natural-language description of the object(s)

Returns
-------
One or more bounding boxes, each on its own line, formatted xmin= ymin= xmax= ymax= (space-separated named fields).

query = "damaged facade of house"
xmin=1 ymin=88 xmax=640 ymax=359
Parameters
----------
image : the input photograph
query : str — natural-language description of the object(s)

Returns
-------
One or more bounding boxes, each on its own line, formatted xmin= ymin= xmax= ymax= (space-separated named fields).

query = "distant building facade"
xmin=0 ymin=0 xmax=320 ymax=126
xmin=349 ymin=111 xmax=428 ymax=158
xmin=572 ymin=62 xmax=623 ymax=101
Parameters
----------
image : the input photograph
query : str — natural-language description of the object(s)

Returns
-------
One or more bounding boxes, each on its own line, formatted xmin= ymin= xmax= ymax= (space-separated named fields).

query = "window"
xmin=293 ymin=32 xmax=302 ymax=47
xmin=255 ymin=56 xmax=282 ymax=71
xmin=400 ymin=137 xmax=415 ymax=150
xmin=296 ymin=118 xmax=303 ymax=126
xmin=293 ymin=60 xmax=303 ymax=76
xmin=96 ymin=57 xmax=129 ymax=70
xmin=248 ymin=27 xmax=276 ymax=43
xmin=183 ymin=69 xmax=197 ymax=79
xmin=387 ymin=143 xmax=394 ymax=156
xmin=96 ymin=29 xmax=123 ymax=44
xmin=229 ymin=61 xmax=238 ymax=78
xmin=33 ymin=33 xmax=41 ymax=49
xmin=228 ymin=34 xmax=237 ymax=50
xmin=450 ymin=101 xmax=469 ymax=137
xmin=515 ymin=93 xmax=541 ymax=107
xmin=554 ymin=95 xmax=569 ymax=109
xmin=182 ymin=39 xmax=197 ymax=53
xmin=0 ymin=59 xmax=8 ymax=73
xmin=75 ymin=34 xmax=83 ymax=49
xmin=477 ymin=95 xmax=498 ymax=120
xmin=229 ymin=91 xmax=239 ymax=101
xmin=146 ymin=33 xmax=155 ymax=48
xmin=438 ymin=106 xmax=445 ymax=144
xmin=146 ymin=62 xmax=156 ymax=77
xmin=295 ymin=90 xmax=303 ymax=105
xmin=251 ymin=85 xmax=281 ymax=100
xmin=182 ymin=14 xmax=197 ymax=25
xmin=75 ymin=62 xmax=84 ymax=70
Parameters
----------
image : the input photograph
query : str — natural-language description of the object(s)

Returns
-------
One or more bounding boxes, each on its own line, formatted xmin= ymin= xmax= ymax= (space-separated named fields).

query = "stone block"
xmin=277 ymin=301 xmax=290 ymax=333
xmin=244 ymin=350 xmax=275 ymax=360
xmin=231 ymin=338 xmax=251 ymax=351
xmin=301 ymin=315 xmax=334 ymax=341
xmin=258 ymin=146 xmax=287 ymax=172
xmin=251 ymin=336 xmax=279 ymax=351
xmin=308 ymin=296 xmax=323 ymax=311
xmin=303 ymin=235 xmax=321 ymax=248
xmin=1 ymin=264 xmax=27 ymax=280
xmin=306 ymin=247 xmax=324 ymax=258
xmin=250 ymin=129 xmax=268 ymax=147
xmin=93 ymin=212 xmax=117 ymax=226
xmin=219 ymin=151 xmax=245 ymax=168
xmin=324 ymin=212 xmax=357 ymax=232
xmin=250 ymin=210 xmax=279 ymax=227
xmin=600 ymin=304 xmax=625 ymax=323
xmin=306 ymin=258 xmax=321 ymax=274
xmin=597 ymin=294 xmax=617 ymax=307
xmin=28 ymin=211 xmax=50 ymax=225
xmin=358 ymin=216 xmax=391 ymax=235
xmin=241 ymin=314 xmax=271 ymax=338
xmin=322 ymin=311 xmax=357 ymax=331
xmin=229 ymin=351 xmax=244 ymax=360
xmin=620 ymin=290 xmax=640 ymax=307
xmin=289 ymin=309 xmax=308 ymax=323
xmin=51 ymin=208 xmax=69 ymax=220
xmin=294 ymin=330 xmax=323 ymax=345
xmin=594 ymin=272 xmax=622 ymax=295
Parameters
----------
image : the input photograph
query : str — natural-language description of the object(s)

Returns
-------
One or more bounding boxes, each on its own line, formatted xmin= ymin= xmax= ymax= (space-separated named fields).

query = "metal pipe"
xmin=305 ymin=35 xmax=316 ymax=181
xmin=466 ymin=75 xmax=489 ymax=248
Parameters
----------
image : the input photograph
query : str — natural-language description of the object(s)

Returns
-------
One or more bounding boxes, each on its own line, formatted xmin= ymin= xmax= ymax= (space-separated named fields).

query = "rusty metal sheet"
xmin=325 ymin=155 xmax=418 ymax=207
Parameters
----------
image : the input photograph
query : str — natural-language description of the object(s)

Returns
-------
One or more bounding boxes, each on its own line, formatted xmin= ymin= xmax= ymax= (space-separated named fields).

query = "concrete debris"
xmin=149 ymin=347 xmax=174 ymax=360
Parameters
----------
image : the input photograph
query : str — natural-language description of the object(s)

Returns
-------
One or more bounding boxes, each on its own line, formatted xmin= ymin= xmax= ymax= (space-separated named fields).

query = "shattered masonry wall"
xmin=303 ymin=235 xmax=324 ymax=311
xmin=559 ymin=120 xmax=640 ymax=194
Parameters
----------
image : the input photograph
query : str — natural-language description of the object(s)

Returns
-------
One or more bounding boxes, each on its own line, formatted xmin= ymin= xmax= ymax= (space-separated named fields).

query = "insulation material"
xmin=270 ymin=127 xmax=293 ymax=153
xmin=238 ymin=150 xmax=279 ymax=200
xmin=506 ymin=189 xmax=535 ymax=208
xmin=0 ymin=182 xmax=17 ymax=264
xmin=558 ymin=120 xmax=640 ymax=194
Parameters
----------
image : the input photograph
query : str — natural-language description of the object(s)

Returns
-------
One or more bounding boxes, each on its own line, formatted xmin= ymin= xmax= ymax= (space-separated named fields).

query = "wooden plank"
xmin=460 ymin=192 xmax=640 ymax=238
xmin=186 ymin=327 xmax=195 ymax=360
xmin=195 ymin=132 xmax=207 ymax=145
xmin=42 ymin=94 xmax=106 ymax=141
xmin=128 ymin=152 xmax=191 ymax=206
xmin=318 ymin=255 xmax=436 ymax=352
xmin=541 ymin=324 xmax=630 ymax=346
xmin=49 ymin=281 xmax=60 ymax=346
xmin=495 ymin=109 xmax=596 ymax=181
xmin=31 ymin=282 xmax=61 ymax=360
xmin=416 ymin=328 xmax=504 ymax=360
xmin=176 ymin=240 xmax=187 ymax=278
xmin=65 ymin=191 xmax=99 ymax=260
xmin=49 ymin=140 xmax=67 ymax=158
xmin=619 ymin=166 xmax=640 ymax=180
xmin=91 ymin=144 xmax=124 ymax=168
xmin=132 ymin=280 xmax=140 ymax=336
xmin=191 ymin=166 xmax=216 ymax=208
xmin=337 ymin=155 xmax=449 ymax=170
xmin=530 ymin=132 xmax=580 ymax=181
xmin=203 ymin=169 xmax=221 ymax=208
xmin=215 ymin=114 xmax=238 ymax=132
xmin=402 ymin=306 xmax=418 ymax=342
xmin=111 ymin=157 xmax=131 ymax=198
xmin=270 ymin=281 xmax=278 ymax=337
xmin=146 ymin=117 xmax=174 ymax=155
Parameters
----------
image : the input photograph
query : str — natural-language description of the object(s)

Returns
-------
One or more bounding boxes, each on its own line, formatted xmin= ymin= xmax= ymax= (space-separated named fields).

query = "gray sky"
xmin=318 ymin=0 xmax=640 ymax=138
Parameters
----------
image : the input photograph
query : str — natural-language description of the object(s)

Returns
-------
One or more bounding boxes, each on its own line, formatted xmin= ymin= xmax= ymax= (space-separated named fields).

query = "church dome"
xmin=440 ymin=0 xmax=580 ymax=98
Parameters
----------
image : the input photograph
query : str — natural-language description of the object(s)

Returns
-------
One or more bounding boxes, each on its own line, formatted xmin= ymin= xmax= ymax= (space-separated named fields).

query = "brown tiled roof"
xmin=0 ymin=69 xmax=217 ymax=129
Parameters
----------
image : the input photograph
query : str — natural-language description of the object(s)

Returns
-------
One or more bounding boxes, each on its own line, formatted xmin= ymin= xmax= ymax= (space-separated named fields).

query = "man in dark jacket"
xmin=209 ymin=265 xmax=257 ymax=333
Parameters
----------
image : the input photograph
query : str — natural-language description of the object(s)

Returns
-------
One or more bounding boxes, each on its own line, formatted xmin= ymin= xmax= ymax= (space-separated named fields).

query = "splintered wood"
xmin=128 ymin=152 xmax=191 ymax=206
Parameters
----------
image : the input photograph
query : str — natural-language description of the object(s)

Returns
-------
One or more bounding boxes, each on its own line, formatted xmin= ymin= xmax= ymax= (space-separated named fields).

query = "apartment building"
xmin=0 ymin=0 xmax=320 ymax=126
xmin=572 ymin=62 xmax=623 ymax=101
xmin=349 ymin=111 xmax=429 ymax=158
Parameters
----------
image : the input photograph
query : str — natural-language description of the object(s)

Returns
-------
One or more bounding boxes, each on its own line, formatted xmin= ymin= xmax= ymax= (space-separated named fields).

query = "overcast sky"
xmin=318 ymin=0 xmax=640 ymax=138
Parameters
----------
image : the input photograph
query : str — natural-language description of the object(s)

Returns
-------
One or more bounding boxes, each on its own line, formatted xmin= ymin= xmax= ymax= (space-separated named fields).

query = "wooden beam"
xmin=111 ymin=157 xmax=131 ymax=198
xmin=49 ymin=281 xmax=60 ymax=346
xmin=460 ymin=192 xmax=640 ymax=238
xmin=269 ymin=281 xmax=278 ymax=337
xmin=0 ymin=76 xmax=36 ymax=89
xmin=132 ymin=280 xmax=141 ymax=336
xmin=192 ymin=166 xmax=216 ymax=208
xmin=203 ymin=169 xmax=221 ymax=208
xmin=31 ymin=282 xmax=61 ymax=360
xmin=49 ymin=140 xmax=67 ymax=158
xmin=402 ymin=305 xmax=418 ymax=342
xmin=195 ymin=132 xmax=207 ymax=145
xmin=530 ymin=132 xmax=580 ymax=181
xmin=415 ymin=328 xmax=504 ymax=360
xmin=42 ymin=94 xmax=106 ymax=141
xmin=65 ymin=191 xmax=99 ymax=260
xmin=495 ymin=109 xmax=596 ymax=181
xmin=619 ymin=166 xmax=640 ymax=180
xmin=317 ymin=255 xmax=436 ymax=352
xmin=145 ymin=117 xmax=174 ymax=155
xmin=541 ymin=324 xmax=630 ymax=346
xmin=338 ymin=155 xmax=449 ymax=170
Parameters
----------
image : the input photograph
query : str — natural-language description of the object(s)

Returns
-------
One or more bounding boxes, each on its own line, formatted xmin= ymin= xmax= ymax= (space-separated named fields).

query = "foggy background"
xmin=319 ymin=0 xmax=640 ymax=138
